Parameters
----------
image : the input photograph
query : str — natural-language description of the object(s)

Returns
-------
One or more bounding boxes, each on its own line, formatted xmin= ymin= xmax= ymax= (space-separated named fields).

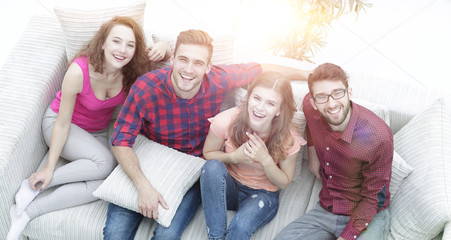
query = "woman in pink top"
xmin=200 ymin=71 xmax=307 ymax=240
xmin=7 ymin=16 xmax=170 ymax=240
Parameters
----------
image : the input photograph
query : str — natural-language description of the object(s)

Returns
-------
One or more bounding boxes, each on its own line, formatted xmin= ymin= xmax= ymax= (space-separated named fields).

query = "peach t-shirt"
xmin=208 ymin=107 xmax=306 ymax=192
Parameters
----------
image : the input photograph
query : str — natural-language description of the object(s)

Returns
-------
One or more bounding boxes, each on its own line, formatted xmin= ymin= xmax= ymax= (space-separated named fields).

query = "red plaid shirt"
xmin=303 ymin=93 xmax=393 ymax=240
xmin=111 ymin=63 xmax=262 ymax=157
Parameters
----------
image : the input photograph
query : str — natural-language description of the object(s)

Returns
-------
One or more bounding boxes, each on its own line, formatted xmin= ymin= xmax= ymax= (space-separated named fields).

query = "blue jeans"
xmin=200 ymin=160 xmax=279 ymax=240
xmin=274 ymin=202 xmax=390 ymax=240
xmin=103 ymin=181 xmax=201 ymax=240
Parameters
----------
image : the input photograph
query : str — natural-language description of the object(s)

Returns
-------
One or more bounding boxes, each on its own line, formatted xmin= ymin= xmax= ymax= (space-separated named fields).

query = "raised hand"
xmin=244 ymin=132 xmax=272 ymax=166
xmin=146 ymin=41 xmax=170 ymax=62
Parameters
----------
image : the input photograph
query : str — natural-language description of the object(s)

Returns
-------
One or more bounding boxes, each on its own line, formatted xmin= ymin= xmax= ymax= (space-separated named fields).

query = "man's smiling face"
xmin=170 ymin=43 xmax=212 ymax=99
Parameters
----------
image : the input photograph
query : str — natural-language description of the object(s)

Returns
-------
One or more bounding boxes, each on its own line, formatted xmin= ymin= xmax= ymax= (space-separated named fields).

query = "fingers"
xmin=139 ymin=203 xmax=155 ymax=218
xmin=312 ymin=169 xmax=320 ymax=179
xmin=243 ymin=145 xmax=255 ymax=163
xmin=245 ymin=132 xmax=266 ymax=153
xmin=309 ymin=166 xmax=321 ymax=179
xmin=152 ymin=207 xmax=159 ymax=220
xmin=28 ymin=178 xmax=37 ymax=191
xmin=139 ymin=195 xmax=169 ymax=220
xmin=40 ymin=181 xmax=49 ymax=191
xmin=245 ymin=132 xmax=264 ymax=149
xmin=159 ymin=195 xmax=169 ymax=210
xmin=244 ymin=142 xmax=253 ymax=155
xmin=28 ymin=174 xmax=41 ymax=191
xmin=147 ymin=47 xmax=164 ymax=62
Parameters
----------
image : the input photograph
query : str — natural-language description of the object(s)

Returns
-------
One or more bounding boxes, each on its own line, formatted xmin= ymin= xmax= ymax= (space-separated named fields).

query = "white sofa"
xmin=1 ymin=14 xmax=451 ymax=240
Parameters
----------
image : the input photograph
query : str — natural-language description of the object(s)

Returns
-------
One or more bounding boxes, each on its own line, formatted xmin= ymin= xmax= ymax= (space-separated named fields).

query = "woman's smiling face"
xmin=247 ymin=86 xmax=282 ymax=131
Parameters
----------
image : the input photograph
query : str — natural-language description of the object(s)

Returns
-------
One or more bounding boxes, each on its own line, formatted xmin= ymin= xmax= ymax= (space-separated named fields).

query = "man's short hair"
xmin=174 ymin=29 xmax=214 ymax=63
xmin=308 ymin=63 xmax=349 ymax=94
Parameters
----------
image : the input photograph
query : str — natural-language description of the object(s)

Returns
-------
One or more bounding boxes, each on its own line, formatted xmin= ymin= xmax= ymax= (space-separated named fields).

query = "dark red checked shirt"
xmin=303 ymin=93 xmax=393 ymax=240
xmin=111 ymin=63 xmax=262 ymax=157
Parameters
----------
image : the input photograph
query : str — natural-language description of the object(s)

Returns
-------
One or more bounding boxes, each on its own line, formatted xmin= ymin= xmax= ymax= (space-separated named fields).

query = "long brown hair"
xmin=72 ymin=16 xmax=149 ymax=94
xmin=229 ymin=71 xmax=297 ymax=163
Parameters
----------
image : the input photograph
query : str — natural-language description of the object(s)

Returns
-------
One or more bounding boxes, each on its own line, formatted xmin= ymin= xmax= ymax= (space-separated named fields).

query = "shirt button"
xmin=326 ymin=147 xmax=329 ymax=151
xmin=365 ymin=223 xmax=368 ymax=226
xmin=326 ymin=163 xmax=329 ymax=166
xmin=329 ymin=176 xmax=332 ymax=179
xmin=354 ymin=236 xmax=357 ymax=239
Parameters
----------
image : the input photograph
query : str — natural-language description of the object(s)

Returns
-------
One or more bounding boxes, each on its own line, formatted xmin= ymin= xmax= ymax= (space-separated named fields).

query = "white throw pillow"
xmin=389 ymin=151 xmax=413 ymax=199
xmin=54 ymin=0 xmax=146 ymax=62
xmin=150 ymin=32 xmax=234 ymax=71
xmin=389 ymin=99 xmax=451 ymax=240
xmin=93 ymin=135 xmax=205 ymax=227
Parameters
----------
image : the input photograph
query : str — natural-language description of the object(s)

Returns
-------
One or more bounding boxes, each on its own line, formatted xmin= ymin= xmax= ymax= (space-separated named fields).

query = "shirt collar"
xmin=165 ymin=69 xmax=209 ymax=102
xmin=340 ymin=101 xmax=359 ymax=144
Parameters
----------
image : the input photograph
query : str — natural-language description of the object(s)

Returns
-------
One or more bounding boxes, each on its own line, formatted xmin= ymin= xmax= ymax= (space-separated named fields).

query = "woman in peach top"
xmin=200 ymin=71 xmax=306 ymax=240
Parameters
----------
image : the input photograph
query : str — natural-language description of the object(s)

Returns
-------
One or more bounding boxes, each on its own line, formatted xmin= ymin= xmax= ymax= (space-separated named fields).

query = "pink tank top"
xmin=50 ymin=56 xmax=126 ymax=132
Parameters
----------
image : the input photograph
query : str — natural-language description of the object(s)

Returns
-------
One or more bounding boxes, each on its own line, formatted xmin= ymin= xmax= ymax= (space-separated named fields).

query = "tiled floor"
xmin=1 ymin=0 xmax=450 ymax=95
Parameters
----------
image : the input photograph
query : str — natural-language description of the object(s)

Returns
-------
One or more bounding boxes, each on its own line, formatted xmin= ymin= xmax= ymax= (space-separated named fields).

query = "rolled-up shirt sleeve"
xmin=111 ymin=84 xmax=145 ymax=147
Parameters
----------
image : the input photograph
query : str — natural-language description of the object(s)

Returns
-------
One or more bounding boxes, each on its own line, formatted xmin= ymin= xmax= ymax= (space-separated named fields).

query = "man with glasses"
xmin=275 ymin=63 xmax=393 ymax=240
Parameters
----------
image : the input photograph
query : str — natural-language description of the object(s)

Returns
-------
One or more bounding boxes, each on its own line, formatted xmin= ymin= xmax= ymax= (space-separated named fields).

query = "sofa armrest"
xmin=0 ymin=14 xmax=67 ymax=238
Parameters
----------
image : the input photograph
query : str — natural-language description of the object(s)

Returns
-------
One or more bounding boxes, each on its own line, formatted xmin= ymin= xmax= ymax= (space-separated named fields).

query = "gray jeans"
xmin=25 ymin=107 xmax=117 ymax=219
xmin=274 ymin=202 xmax=390 ymax=240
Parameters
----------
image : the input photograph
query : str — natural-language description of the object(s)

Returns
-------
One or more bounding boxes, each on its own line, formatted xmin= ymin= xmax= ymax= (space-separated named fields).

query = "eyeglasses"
xmin=313 ymin=88 xmax=348 ymax=104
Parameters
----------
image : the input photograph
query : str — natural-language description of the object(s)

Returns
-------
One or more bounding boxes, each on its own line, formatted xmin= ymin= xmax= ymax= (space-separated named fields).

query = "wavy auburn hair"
xmin=72 ymin=16 xmax=149 ymax=94
xmin=229 ymin=71 xmax=297 ymax=163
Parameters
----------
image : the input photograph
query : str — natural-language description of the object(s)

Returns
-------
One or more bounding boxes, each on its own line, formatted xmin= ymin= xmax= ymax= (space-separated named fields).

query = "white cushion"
xmin=389 ymin=99 xmax=451 ymax=239
xmin=93 ymin=135 xmax=205 ymax=227
xmin=150 ymin=32 xmax=234 ymax=71
xmin=352 ymin=98 xmax=390 ymax=126
xmin=389 ymin=151 xmax=413 ymax=199
xmin=54 ymin=0 xmax=146 ymax=62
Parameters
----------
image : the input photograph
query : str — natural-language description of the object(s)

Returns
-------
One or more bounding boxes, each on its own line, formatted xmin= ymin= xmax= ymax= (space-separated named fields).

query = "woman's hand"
xmin=29 ymin=166 xmax=54 ymax=191
xmin=233 ymin=142 xmax=254 ymax=164
xmin=147 ymin=41 xmax=170 ymax=62
xmin=244 ymin=132 xmax=273 ymax=166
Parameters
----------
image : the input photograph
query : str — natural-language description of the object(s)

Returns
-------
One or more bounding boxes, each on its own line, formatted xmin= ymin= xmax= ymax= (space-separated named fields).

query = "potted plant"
xmin=267 ymin=0 xmax=372 ymax=62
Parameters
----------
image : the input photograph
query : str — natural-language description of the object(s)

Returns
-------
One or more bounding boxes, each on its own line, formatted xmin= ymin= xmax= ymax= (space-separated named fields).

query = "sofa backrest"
xmin=348 ymin=72 xmax=451 ymax=134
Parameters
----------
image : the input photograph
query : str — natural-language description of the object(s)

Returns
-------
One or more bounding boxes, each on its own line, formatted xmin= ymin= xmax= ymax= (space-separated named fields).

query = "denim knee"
xmin=152 ymin=225 xmax=181 ymax=240
xmin=201 ymin=159 xmax=226 ymax=179
xmin=103 ymin=203 xmax=142 ymax=240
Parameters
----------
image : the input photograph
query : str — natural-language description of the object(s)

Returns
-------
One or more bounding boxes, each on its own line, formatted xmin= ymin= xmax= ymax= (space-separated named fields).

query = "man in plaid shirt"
xmin=103 ymin=29 xmax=311 ymax=240
xmin=276 ymin=63 xmax=393 ymax=240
